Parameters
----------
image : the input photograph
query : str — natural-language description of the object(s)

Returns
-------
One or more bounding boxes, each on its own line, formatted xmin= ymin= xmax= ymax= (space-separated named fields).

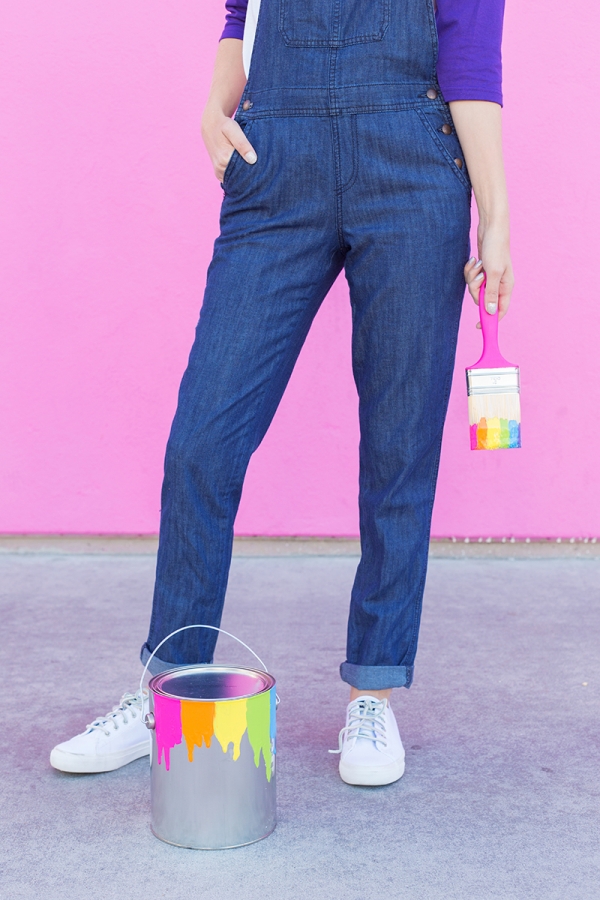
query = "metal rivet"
xmin=454 ymin=157 xmax=463 ymax=169
xmin=426 ymin=88 xmax=438 ymax=100
xmin=441 ymin=123 xmax=452 ymax=135
xmin=242 ymin=99 xmax=253 ymax=111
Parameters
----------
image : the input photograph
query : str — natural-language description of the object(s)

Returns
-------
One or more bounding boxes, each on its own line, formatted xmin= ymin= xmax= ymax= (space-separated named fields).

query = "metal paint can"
xmin=146 ymin=663 xmax=277 ymax=849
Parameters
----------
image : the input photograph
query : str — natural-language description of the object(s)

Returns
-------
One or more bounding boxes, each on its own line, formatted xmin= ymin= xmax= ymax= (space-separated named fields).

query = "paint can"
xmin=141 ymin=626 xmax=277 ymax=850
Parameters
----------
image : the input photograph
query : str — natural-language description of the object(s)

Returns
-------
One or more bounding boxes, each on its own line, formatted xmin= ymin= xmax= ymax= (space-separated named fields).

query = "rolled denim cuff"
xmin=340 ymin=661 xmax=414 ymax=690
xmin=140 ymin=643 xmax=174 ymax=676
xmin=140 ymin=642 xmax=214 ymax=677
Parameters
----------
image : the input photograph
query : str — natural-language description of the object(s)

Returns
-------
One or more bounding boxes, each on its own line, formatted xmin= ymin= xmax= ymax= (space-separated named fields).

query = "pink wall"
xmin=1 ymin=0 xmax=598 ymax=538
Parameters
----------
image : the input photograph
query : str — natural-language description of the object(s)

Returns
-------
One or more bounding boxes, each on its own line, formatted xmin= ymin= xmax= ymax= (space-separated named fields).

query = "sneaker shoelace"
xmin=329 ymin=697 xmax=388 ymax=755
xmin=87 ymin=690 xmax=147 ymax=737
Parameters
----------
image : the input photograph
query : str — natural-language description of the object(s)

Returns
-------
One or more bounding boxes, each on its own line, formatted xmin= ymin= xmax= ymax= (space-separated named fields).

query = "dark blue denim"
xmin=141 ymin=0 xmax=471 ymax=689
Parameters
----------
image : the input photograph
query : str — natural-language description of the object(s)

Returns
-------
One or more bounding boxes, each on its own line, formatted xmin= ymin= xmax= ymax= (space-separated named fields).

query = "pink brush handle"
xmin=473 ymin=278 xmax=513 ymax=369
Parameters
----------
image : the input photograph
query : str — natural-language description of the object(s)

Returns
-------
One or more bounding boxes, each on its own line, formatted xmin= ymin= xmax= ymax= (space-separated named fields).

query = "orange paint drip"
xmin=181 ymin=700 xmax=216 ymax=762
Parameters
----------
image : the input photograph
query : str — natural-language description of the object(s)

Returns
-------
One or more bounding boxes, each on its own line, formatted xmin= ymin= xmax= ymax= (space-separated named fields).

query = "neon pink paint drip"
xmin=154 ymin=694 xmax=182 ymax=771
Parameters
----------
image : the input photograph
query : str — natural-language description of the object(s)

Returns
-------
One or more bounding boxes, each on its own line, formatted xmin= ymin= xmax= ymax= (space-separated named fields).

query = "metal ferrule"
xmin=466 ymin=367 xmax=520 ymax=397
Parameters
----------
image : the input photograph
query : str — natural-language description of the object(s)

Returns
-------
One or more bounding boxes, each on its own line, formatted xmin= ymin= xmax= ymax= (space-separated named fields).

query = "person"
xmin=51 ymin=0 xmax=513 ymax=785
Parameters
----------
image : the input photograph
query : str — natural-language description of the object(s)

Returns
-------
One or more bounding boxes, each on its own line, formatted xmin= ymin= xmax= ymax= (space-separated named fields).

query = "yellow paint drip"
xmin=246 ymin=691 xmax=273 ymax=781
xmin=181 ymin=700 xmax=216 ymax=762
xmin=214 ymin=698 xmax=248 ymax=761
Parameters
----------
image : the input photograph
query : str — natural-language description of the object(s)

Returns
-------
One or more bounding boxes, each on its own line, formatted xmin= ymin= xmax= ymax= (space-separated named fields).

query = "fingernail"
xmin=474 ymin=272 xmax=484 ymax=281
xmin=487 ymin=302 xmax=497 ymax=314
xmin=244 ymin=151 xmax=257 ymax=164
xmin=475 ymin=259 xmax=483 ymax=267
xmin=468 ymin=257 xmax=476 ymax=265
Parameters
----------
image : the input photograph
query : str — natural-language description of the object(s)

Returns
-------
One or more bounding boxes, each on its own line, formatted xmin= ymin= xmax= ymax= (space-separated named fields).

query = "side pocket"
xmin=220 ymin=119 xmax=255 ymax=191
xmin=414 ymin=106 xmax=472 ymax=193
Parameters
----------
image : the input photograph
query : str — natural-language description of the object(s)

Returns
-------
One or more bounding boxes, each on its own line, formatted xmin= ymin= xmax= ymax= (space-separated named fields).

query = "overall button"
xmin=426 ymin=88 xmax=438 ymax=100
xmin=454 ymin=158 xmax=464 ymax=169
xmin=441 ymin=123 xmax=452 ymax=135
xmin=242 ymin=99 xmax=253 ymax=111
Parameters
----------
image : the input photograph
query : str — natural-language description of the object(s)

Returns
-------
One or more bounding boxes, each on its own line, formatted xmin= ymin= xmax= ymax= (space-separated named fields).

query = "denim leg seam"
xmin=339 ymin=116 xmax=359 ymax=194
xmin=147 ymin=373 xmax=279 ymax=664
xmin=214 ymin=379 xmax=277 ymax=604
xmin=206 ymin=242 xmax=349 ymax=632
xmin=329 ymin=115 xmax=347 ymax=252
xmin=404 ymin=293 xmax=467 ymax=663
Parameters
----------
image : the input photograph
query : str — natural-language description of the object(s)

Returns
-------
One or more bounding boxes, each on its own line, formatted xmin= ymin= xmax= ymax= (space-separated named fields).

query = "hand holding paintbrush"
xmin=466 ymin=279 xmax=521 ymax=450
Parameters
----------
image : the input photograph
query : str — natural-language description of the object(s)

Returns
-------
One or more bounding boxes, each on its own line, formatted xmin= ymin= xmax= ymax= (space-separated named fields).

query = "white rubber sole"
xmin=50 ymin=740 xmax=150 ymax=774
xmin=339 ymin=756 xmax=405 ymax=786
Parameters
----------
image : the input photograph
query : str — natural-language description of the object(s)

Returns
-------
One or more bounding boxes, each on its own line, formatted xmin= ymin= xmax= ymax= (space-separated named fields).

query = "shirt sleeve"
xmin=435 ymin=0 xmax=505 ymax=106
xmin=220 ymin=0 xmax=248 ymax=41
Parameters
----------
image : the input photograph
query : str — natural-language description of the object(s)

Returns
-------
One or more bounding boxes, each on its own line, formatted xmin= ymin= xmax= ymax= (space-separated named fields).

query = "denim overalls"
xmin=142 ymin=0 xmax=472 ymax=690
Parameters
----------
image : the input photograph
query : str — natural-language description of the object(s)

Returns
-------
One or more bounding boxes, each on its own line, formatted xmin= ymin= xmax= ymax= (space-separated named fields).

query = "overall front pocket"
xmin=414 ymin=106 xmax=472 ymax=193
xmin=279 ymin=0 xmax=390 ymax=47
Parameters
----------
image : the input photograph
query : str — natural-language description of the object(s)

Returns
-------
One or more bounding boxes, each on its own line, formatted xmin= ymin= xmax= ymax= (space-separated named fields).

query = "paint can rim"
xmin=148 ymin=664 xmax=276 ymax=702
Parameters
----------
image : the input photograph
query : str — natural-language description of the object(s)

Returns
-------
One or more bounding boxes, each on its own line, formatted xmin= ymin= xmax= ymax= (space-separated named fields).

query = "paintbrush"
xmin=466 ymin=280 xmax=521 ymax=450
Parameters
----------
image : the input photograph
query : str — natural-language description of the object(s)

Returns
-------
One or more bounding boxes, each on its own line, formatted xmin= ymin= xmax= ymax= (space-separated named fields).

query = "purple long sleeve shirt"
xmin=221 ymin=0 xmax=504 ymax=106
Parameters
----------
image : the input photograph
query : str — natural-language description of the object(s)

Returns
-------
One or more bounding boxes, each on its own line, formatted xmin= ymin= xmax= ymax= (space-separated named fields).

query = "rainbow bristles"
xmin=466 ymin=377 xmax=521 ymax=451
xmin=470 ymin=417 xmax=521 ymax=450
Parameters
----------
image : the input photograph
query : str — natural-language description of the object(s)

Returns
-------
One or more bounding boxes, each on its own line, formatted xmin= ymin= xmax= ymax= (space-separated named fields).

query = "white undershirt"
xmin=242 ymin=0 xmax=261 ymax=78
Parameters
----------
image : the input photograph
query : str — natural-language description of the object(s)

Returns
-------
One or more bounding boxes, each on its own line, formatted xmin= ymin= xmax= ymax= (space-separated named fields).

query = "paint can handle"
xmin=139 ymin=624 xmax=273 ymax=724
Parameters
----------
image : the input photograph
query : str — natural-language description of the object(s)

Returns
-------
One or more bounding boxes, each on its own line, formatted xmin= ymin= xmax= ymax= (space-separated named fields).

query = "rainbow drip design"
xmin=470 ymin=417 xmax=521 ymax=450
xmin=153 ymin=689 xmax=276 ymax=781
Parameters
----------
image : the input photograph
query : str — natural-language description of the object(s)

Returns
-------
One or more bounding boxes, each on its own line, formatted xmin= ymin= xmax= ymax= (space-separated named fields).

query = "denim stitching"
xmin=414 ymin=106 xmax=472 ymax=193
xmin=424 ymin=0 xmax=440 ymax=84
xmin=329 ymin=103 xmax=348 ymax=252
xmin=279 ymin=0 xmax=391 ymax=48
xmin=236 ymin=100 xmax=445 ymax=119
xmin=339 ymin=115 xmax=359 ymax=194
xmin=245 ymin=83 xmax=435 ymax=94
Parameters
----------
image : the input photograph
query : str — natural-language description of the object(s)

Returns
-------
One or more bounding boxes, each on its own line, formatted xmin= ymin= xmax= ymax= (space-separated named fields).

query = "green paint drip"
xmin=246 ymin=690 xmax=273 ymax=781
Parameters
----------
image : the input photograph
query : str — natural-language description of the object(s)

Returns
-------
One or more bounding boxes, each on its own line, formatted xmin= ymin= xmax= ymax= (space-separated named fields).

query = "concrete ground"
xmin=1 ymin=553 xmax=599 ymax=899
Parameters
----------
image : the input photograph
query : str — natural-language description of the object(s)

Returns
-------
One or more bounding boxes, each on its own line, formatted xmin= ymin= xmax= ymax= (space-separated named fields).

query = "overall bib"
xmin=143 ymin=0 xmax=472 ymax=690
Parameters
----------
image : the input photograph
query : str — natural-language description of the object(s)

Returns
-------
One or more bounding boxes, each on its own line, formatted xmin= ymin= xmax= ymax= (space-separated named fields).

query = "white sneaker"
xmin=331 ymin=696 xmax=405 ymax=786
xmin=50 ymin=690 xmax=151 ymax=774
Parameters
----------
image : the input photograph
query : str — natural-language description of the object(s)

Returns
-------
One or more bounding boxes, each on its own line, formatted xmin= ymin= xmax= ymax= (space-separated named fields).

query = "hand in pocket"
xmin=201 ymin=110 xmax=257 ymax=183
